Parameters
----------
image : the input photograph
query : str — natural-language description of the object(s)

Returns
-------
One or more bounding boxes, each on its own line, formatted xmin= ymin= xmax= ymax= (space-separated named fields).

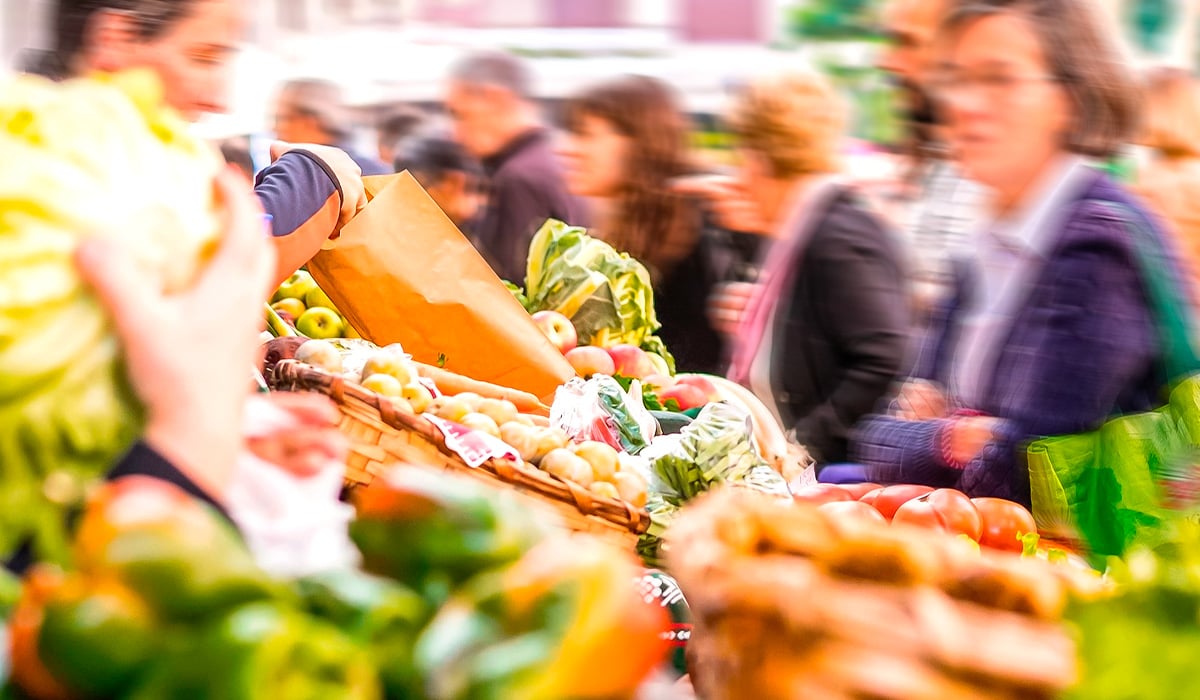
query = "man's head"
xmin=444 ymin=51 xmax=537 ymax=159
xmin=394 ymin=134 xmax=484 ymax=227
xmin=274 ymin=79 xmax=350 ymax=146
xmin=377 ymin=106 xmax=426 ymax=166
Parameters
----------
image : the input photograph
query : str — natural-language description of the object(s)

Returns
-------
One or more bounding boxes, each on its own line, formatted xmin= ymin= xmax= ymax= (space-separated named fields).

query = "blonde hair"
xmin=727 ymin=72 xmax=845 ymax=178
xmin=1141 ymin=68 xmax=1200 ymax=160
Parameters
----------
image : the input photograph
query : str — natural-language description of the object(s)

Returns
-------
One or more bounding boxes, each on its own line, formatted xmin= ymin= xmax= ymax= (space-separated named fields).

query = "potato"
xmin=477 ymin=398 xmax=519 ymax=427
xmin=570 ymin=441 xmax=620 ymax=482
xmin=534 ymin=427 xmax=570 ymax=459
xmin=402 ymin=383 xmax=434 ymax=414
xmin=500 ymin=422 xmax=540 ymax=463
xmin=589 ymin=481 xmax=621 ymax=501
xmin=540 ymin=448 xmax=594 ymax=487
xmin=613 ymin=471 xmax=649 ymax=508
xmin=459 ymin=412 xmax=501 ymax=438
xmin=452 ymin=392 xmax=484 ymax=412
xmin=428 ymin=396 xmax=471 ymax=423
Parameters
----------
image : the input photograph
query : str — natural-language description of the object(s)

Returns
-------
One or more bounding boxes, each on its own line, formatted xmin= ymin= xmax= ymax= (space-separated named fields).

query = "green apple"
xmin=271 ymin=298 xmax=307 ymax=321
xmin=296 ymin=307 xmax=344 ymax=339
xmin=273 ymin=270 xmax=318 ymax=303
xmin=304 ymin=286 xmax=338 ymax=313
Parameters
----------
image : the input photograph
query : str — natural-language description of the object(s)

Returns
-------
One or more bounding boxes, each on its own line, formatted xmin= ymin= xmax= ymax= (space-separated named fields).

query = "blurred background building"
xmin=2 ymin=0 xmax=1198 ymax=143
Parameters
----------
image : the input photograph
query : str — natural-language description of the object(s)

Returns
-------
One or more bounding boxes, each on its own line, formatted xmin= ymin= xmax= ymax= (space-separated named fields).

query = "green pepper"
xmin=37 ymin=578 xmax=159 ymax=698
xmin=294 ymin=569 xmax=429 ymax=699
xmin=351 ymin=470 xmax=551 ymax=600
xmin=0 ymin=568 xmax=18 ymax=619
xmin=75 ymin=477 xmax=284 ymax=621
xmin=124 ymin=602 xmax=381 ymax=700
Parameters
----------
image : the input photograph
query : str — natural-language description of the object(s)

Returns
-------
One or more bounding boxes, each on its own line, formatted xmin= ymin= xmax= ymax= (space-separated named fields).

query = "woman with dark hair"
xmin=26 ymin=0 xmax=367 ymax=289
xmin=561 ymin=75 xmax=752 ymax=374
xmin=850 ymin=0 xmax=1185 ymax=504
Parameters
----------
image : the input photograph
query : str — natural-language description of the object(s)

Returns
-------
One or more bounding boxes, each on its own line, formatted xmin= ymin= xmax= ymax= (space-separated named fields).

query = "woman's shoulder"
xmin=811 ymin=186 xmax=899 ymax=253
xmin=1052 ymin=172 xmax=1162 ymax=252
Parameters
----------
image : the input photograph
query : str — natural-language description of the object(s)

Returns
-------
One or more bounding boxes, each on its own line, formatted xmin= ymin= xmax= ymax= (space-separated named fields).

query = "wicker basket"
xmin=666 ymin=489 xmax=1089 ymax=700
xmin=268 ymin=360 xmax=648 ymax=549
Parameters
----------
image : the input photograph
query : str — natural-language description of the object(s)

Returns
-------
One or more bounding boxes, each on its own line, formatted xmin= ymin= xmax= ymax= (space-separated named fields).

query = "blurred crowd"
xmin=11 ymin=0 xmax=1200 ymax=550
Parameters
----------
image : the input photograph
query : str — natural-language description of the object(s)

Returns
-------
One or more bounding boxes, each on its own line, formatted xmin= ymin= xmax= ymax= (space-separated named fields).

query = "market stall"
xmin=5 ymin=68 xmax=1200 ymax=700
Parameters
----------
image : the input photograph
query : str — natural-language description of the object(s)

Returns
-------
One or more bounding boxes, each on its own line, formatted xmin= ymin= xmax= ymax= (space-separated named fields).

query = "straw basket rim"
xmin=268 ymin=359 xmax=650 ymax=536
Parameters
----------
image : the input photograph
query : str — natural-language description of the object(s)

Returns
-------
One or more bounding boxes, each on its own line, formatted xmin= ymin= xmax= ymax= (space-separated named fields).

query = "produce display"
xmin=3 ymin=470 xmax=670 ymax=700
xmin=667 ymin=488 xmax=1107 ymax=700
xmin=793 ymin=482 xmax=1047 ymax=556
xmin=639 ymin=402 xmax=791 ymax=567
xmin=0 ymin=70 xmax=221 ymax=566
xmin=270 ymin=337 xmax=656 ymax=515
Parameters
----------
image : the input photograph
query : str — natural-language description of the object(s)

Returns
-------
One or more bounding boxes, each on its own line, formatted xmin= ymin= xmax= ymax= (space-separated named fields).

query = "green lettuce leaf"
xmin=523 ymin=220 xmax=675 ymax=370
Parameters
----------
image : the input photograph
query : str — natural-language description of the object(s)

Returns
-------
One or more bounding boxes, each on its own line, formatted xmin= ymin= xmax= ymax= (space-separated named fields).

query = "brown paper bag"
xmin=307 ymin=172 xmax=573 ymax=401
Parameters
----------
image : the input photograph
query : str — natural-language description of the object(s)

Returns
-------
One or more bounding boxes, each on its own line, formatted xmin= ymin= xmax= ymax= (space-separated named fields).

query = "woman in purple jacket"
xmin=849 ymin=0 xmax=1182 ymax=505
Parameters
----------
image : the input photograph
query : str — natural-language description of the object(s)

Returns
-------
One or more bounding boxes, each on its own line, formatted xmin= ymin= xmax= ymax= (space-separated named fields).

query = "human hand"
xmin=76 ymin=167 xmax=276 ymax=500
xmin=672 ymin=174 xmax=769 ymax=235
xmin=243 ymin=393 xmax=347 ymax=478
xmin=946 ymin=416 xmax=1001 ymax=466
xmin=707 ymin=281 xmax=759 ymax=336
xmin=270 ymin=141 xmax=367 ymax=232
xmin=893 ymin=380 xmax=949 ymax=421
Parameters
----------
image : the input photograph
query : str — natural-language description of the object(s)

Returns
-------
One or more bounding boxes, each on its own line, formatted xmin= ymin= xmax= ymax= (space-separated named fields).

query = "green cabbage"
xmin=0 ymin=71 xmax=221 ymax=563
xmin=523 ymin=220 xmax=674 ymax=371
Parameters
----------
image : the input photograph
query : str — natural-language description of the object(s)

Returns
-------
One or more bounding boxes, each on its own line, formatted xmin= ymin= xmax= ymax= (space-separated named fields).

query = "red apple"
xmin=658 ymin=384 xmax=708 ymax=411
xmin=564 ymin=346 xmax=616 ymax=378
xmin=607 ymin=344 xmax=654 ymax=380
xmin=531 ymin=310 xmax=578 ymax=353
xmin=675 ymin=374 xmax=721 ymax=402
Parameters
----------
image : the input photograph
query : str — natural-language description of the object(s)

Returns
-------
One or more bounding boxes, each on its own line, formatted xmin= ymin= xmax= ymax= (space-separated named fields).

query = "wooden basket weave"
xmin=268 ymin=360 xmax=648 ymax=549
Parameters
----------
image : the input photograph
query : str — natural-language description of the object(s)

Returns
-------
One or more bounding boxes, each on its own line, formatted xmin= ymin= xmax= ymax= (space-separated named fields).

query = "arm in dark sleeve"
xmin=254 ymin=151 xmax=343 ymax=288
xmin=855 ymin=214 xmax=1157 ymax=503
xmin=960 ymin=219 xmax=1157 ymax=503
xmin=107 ymin=442 xmax=231 ymax=520
xmin=793 ymin=218 xmax=911 ymax=463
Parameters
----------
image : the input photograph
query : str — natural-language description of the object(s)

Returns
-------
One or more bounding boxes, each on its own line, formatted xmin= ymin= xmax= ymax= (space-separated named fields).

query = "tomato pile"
xmin=791 ymin=483 xmax=1038 ymax=553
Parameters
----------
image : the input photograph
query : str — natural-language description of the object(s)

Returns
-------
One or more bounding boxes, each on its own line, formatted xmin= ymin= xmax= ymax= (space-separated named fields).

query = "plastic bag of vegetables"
xmin=0 ymin=70 xmax=222 ymax=564
xmin=521 ymin=219 xmax=674 ymax=372
xmin=637 ymin=402 xmax=791 ymax=566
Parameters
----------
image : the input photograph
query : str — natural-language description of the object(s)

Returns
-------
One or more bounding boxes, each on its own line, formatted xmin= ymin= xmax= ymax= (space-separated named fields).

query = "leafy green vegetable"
xmin=0 ymin=71 xmax=222 ymax=565
xmin=613 ymin=374 xmax=680 ymax=413
xmin=637 ymin=403 xmax=789 ymax=566
xmin=1065 ymin=518 xmax=1200 ymax=699
xmin=524 ymin=220 xmax=675 ymax=372
xmin=502 ymin=280 xmax=531 ymax=312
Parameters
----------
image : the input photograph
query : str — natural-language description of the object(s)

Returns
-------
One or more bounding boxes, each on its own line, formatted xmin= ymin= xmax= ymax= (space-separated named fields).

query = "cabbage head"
xmin=0 ymin=70 xmax=221 ymax=563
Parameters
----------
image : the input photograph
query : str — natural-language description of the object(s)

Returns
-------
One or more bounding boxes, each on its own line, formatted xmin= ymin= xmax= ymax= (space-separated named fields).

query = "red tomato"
xmin=859 ymin=485 xmax=934 ymax=520
xmin=972 ymin=497 xmax=1038 ymax=553
xmin=893 ymin=489 xmax=983 ymax=540
xmin=791 ymin=484 xmax=854 ymax=506
xmin=818 ymin=500 xmax=888 ymax=527
xmin=840 ymin=482 xmax=882 ymax=500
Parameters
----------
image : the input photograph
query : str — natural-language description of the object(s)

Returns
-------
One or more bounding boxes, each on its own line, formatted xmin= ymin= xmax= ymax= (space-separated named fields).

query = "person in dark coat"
xmin=444 ymin=51 xmax=588 ymax=283
xmin=850 ymin=0 xmax=1179 ymax=506
xmin=699 ymin=72 xmax=911 ymax=467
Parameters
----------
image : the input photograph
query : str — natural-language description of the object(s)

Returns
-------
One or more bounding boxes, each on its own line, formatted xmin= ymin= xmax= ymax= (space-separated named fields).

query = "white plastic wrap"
xmin=225 ymin=396 xmax=359 ymax=578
